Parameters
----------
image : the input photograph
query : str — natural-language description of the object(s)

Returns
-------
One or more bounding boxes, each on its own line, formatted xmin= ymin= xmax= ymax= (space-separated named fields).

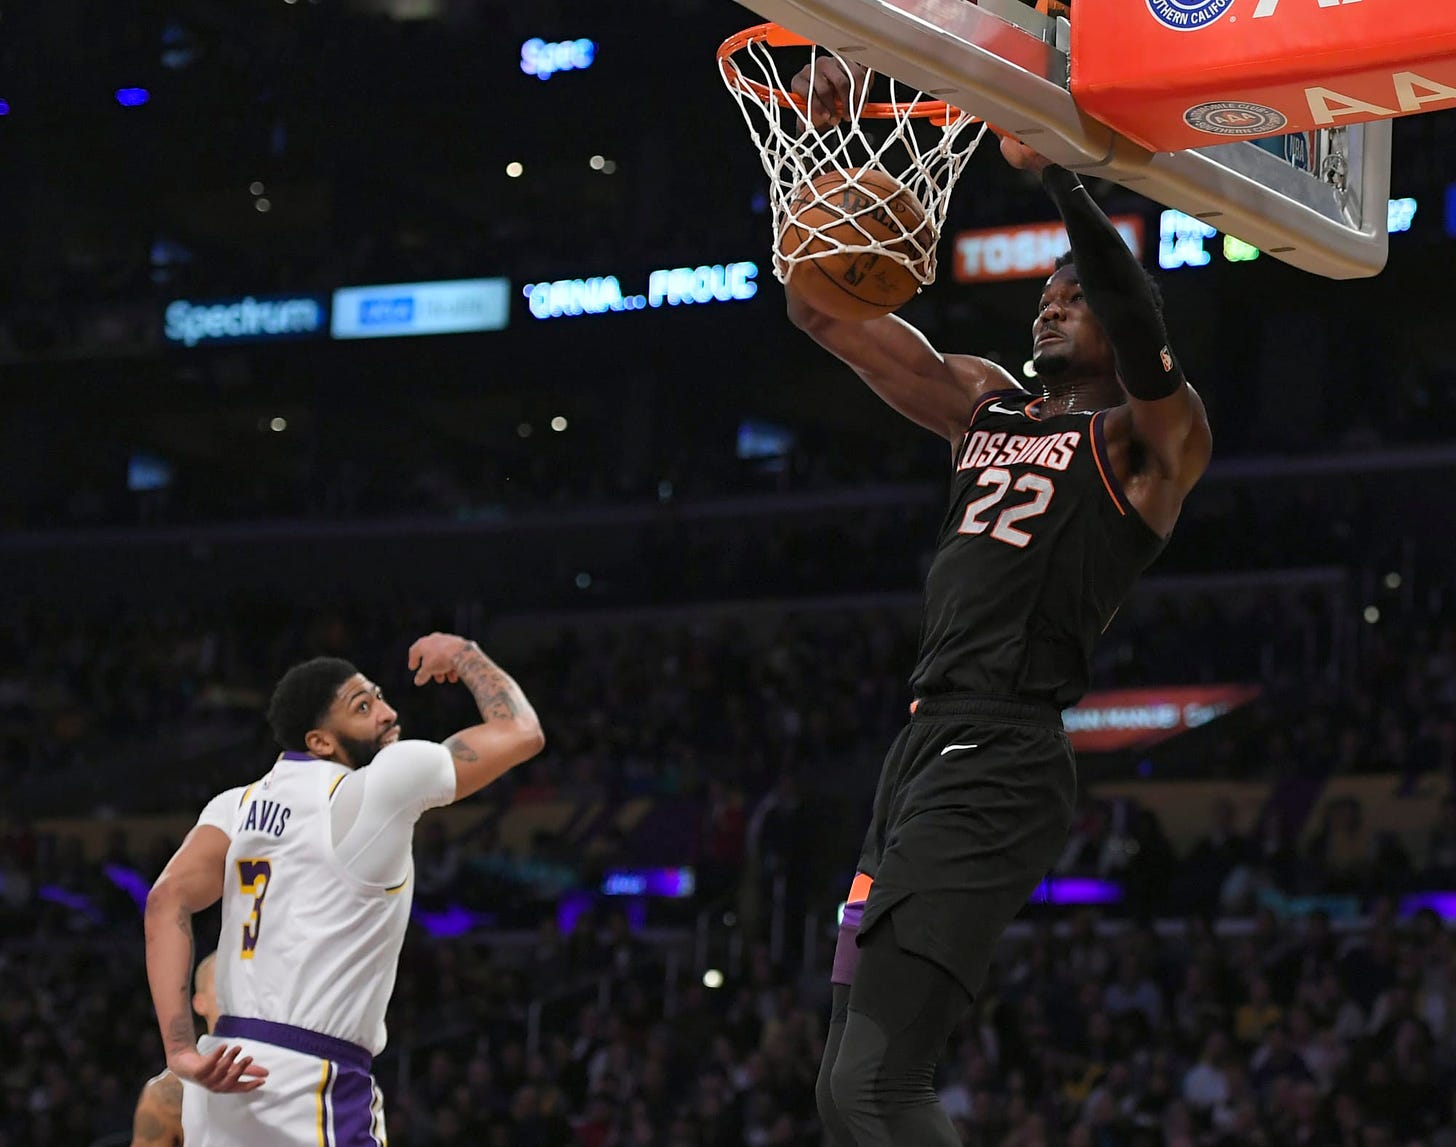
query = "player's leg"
xmin=817 ymin=872 xmax=876 ymax=1141
xmin=816 ymin=980 xmax=855 ymax=1143
xmin=827 ymin=911 xmax=968 ymax=1147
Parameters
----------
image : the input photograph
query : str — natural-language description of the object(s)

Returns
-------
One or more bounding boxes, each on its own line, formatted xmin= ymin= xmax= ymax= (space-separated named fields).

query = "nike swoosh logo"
xmin=986 ymin=404 xmax=1021 ymax=416
xmin=940 ymin=743 xmax=980 ymax=756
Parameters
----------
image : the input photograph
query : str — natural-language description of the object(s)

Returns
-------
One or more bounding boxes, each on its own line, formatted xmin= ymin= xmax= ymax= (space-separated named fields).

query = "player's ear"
xmin=304 ymin=727 xmax=336 ymax=759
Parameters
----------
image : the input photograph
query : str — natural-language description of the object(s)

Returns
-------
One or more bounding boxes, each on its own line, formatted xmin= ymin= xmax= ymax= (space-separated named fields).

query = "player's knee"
xmin=828 ymin=1049 xmax=874 ymax=1125
xmin=815 ymin=1055 xmax=841 ymax=1129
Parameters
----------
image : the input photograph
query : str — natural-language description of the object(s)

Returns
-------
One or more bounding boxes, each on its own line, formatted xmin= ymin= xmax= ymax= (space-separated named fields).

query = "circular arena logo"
xmin=1146 ymin=0 xmax=1236 ymax=31
xmin=1183 ymin=101 xmax=1288 ymax=136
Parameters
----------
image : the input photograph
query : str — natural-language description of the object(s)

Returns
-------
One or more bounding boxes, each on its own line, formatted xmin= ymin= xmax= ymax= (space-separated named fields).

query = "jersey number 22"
xmin=957 ymin=468 xmax=1055 ymax=548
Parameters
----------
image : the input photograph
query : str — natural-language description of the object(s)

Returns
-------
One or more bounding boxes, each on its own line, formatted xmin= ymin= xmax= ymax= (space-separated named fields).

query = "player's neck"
xmin=1039 ymin=373 xmax=1122 ymax=417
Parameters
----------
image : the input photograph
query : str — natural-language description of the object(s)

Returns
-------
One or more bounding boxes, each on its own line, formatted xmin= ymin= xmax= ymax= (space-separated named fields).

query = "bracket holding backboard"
xmin=732 ymin=0 xmax=1391 ymax=279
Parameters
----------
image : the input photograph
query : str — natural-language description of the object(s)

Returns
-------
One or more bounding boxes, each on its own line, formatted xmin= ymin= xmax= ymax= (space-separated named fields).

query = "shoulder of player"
xmin=946 ymin=353 xmax=1023 ymax=401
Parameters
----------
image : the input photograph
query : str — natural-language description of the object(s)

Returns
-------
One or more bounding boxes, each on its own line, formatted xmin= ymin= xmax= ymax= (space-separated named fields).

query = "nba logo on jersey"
xmin=1145 ymin=0 xmax=1235 ymax=31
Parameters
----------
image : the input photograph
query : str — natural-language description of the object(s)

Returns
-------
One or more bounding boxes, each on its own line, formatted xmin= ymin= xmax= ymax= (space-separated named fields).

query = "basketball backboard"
xmin=731 ymin=0 xmax=1392 ymax=279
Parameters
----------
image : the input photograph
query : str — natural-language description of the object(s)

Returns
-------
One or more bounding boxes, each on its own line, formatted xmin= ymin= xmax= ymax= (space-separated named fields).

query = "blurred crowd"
xmin=8 ymin=816 xmax=1456 ymax=1147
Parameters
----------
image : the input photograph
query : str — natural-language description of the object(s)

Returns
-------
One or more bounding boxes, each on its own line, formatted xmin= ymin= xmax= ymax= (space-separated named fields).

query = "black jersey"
xmin=910 ymin=389 xmax=1166 ymax=707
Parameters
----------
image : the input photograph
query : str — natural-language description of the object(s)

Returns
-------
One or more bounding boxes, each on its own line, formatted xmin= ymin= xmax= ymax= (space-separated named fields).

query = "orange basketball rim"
xmin=717 ymin=23 xmax=973 ymax=129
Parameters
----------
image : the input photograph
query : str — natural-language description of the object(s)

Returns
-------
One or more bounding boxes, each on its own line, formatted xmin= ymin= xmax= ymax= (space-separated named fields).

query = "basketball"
xmin=778 ymin=167 xmax=929 ymax=322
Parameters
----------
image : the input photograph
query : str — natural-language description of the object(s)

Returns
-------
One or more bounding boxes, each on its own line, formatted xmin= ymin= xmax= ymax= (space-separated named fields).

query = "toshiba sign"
xmin=953 ymin=216 xmax=1144 ymax=283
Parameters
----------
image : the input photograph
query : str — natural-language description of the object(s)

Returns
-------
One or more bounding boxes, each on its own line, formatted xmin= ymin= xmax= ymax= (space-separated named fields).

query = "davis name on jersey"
xmin=241 ymin=797 xmax=291 ymax=838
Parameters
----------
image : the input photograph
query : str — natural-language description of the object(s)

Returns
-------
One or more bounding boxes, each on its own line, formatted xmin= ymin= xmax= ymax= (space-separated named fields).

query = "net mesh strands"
xmin=719 ymin=24 xmax=988 ymax=289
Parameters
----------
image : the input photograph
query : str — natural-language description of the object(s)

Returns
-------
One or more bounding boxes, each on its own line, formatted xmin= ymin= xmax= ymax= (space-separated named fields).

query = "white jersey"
xmin=200 ymin=740 xmax=455 ymax=1055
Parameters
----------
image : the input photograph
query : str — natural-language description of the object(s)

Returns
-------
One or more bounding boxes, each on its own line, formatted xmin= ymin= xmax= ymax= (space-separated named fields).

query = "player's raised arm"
xmin=785 ymin=58 xmax=1024 ymax=444
xmin=1006 ymin=138 xmax=1211 ymax=493
xmin=408 ymin=632 xmax=545 ymax=801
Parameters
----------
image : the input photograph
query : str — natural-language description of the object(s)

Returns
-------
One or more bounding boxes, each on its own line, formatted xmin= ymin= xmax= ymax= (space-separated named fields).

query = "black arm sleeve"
xmin=1042 ymin=165 xmax=1185 ymax=401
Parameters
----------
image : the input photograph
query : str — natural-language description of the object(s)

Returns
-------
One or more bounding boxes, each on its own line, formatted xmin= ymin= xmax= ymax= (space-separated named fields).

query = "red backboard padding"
xmin=1070 ymin=0 xmax=1456 ymax=153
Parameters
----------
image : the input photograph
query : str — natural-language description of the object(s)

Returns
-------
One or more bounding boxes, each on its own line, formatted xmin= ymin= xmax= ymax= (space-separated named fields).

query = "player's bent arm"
xmin=1041 ymin=165 xmax=1211 ymax=488
xmin=786 ymin=291 xmax=1022 ymax=443
xmin=130 ymin=1071 xmax=183 ymax=1147
xmin=145 ymin=826 xmax=227 ymax=1063
xmin=442 ymin=641 xmax=545 ymax=801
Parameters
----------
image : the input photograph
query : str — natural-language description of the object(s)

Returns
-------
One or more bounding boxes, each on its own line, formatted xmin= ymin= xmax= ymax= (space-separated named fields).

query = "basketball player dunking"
xmin=130 ymin=953 xmax=219 ymax=1147
xmin=144 ymin=633 xmax=544 ymax=1144
xmin=789 ymin=63 xmax=1213 ymax=1146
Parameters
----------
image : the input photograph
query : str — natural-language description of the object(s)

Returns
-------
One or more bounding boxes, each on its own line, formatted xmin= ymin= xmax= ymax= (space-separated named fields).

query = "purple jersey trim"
xmin=214 ymin=1015 xmax=372 ymax=1072
xmin=831 ymin=901 xmax=868 ymax=986
xmin=280 ymin=751 xmax=316 ymax=762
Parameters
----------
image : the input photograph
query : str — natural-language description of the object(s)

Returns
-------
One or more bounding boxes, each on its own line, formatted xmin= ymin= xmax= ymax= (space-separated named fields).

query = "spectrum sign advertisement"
xmin=1063 ymin=684 xmax=1260 ymax=753
xmin=330 ymin=278 xmax=510 ymax=340
xmin=163 ymin=294 xmax=328 ymax=347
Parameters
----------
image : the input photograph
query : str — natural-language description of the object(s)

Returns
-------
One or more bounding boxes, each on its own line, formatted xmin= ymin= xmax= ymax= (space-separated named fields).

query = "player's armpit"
xmin=787 ymin=292 xmax=1023 ymax=443
xmin=1125 ymin=380 xmax=1212 ymax=493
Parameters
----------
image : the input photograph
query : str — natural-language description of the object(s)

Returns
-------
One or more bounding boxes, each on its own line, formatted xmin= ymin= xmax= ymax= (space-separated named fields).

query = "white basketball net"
xmin=720 ymin=27 xmax=988 ymax=288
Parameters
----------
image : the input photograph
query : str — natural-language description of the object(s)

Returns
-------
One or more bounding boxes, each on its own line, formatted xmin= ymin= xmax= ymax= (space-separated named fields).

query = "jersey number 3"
xmin=957 ymin=468 xmax=1055 ymax=548
xmin=237 ymin=858 xmax=273 ymax=959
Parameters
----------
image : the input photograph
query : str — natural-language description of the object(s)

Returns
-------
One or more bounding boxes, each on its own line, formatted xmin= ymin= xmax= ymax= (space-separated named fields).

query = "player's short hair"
xmin=1052 ymin=250 xmax=1164 ymax=315
xmin=266 ymin=657 xmax=359 ymax=751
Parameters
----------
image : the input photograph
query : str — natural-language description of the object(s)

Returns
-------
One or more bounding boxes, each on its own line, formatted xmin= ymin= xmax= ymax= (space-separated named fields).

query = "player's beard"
xmin=1033 ymin=345 xmax=1071 ymax=378
xmin=336 ymin=726 xmax=395 ymax=769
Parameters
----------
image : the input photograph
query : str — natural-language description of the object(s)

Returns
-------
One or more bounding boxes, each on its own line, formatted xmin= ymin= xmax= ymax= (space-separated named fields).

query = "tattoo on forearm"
xmin=450 ymin=642 xmax=526 ymax=724
xmin=165 ymin=906 xmax=196 ymax=1053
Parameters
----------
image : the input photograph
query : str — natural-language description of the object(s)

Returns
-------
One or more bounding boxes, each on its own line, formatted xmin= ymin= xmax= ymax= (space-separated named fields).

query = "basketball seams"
xmin=778 ymin=166 xmax=927 ymax=319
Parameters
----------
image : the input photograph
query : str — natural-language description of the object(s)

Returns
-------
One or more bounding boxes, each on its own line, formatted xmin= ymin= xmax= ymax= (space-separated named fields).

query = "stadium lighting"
xmin=551 ymin=416 xmax=568 ymax=432
xmin=269 ymin=417 xmax=288 ymax=432
xmin=115 ymin=88 xmax=151 ymax=108
xmin=505 ymin=161 xmax=524 ymax=179
xmin=0 ymin=100 xmax=10 ymax=116
xmin=589 ymin=155 xmax=605 ymax=170
xmin=255 ymin=198 xmax=272 ymax=213
xmin=1363 ymin=606 xmax=1380 ymax=624
xmin=703 ymin=969 xmax=725 ymax=989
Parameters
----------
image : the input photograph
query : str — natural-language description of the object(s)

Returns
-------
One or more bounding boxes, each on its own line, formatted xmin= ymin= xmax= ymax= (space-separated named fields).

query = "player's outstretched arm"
xmin=408 ymin=632 xmax=545 ymax=801
xmin=788 ymin=292 xmax=1022 ymax=444
xmin=145 ymin=826 xmax=268 ymax=1093
xmin=784 ymin=57 xmax=1024 ymax=444
xmin=1006 ymin=137 xmax=1211 ymax=493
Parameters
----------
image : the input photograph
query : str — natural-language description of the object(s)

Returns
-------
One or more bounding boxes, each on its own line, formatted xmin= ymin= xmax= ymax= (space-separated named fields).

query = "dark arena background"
xmin=6 ymin=2 xmax=1456 ymax=1145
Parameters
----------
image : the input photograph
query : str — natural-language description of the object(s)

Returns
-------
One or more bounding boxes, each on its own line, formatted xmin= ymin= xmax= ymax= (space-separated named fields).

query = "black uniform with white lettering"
xmin=853 ymin=388 xmax=1165 ymax=998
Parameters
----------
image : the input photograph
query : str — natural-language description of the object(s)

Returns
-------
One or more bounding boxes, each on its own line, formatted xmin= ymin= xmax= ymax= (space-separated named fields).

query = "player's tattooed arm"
xmin=450 ymin=641 xmax=526 ymax=724
xmin=408 ymin=633 xmax=545 ymax=800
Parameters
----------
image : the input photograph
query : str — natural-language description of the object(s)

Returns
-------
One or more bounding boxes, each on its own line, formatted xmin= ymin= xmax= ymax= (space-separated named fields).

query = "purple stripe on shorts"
xmin=214 ymin=1015 xmax=372 ymax=1072
xmin=329 ymin=1062 xmax=381 ymax=1146
xmin=831 ymin=901 xmax=867 ymax=986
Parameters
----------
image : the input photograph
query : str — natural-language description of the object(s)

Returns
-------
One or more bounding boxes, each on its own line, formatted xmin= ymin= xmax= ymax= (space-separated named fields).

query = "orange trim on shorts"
xmin=909 ymin=699 xmax=919 ymax=715
xmin=848 ymin=872 xmax=875 ymax=904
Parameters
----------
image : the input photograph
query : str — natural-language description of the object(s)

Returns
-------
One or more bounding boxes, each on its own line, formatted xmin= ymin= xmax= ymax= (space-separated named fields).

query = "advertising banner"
xmin=1064 ymin=684 xmax=1260 ymax=753
xmin=330 ymin=277 xmax=510 ymax=339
